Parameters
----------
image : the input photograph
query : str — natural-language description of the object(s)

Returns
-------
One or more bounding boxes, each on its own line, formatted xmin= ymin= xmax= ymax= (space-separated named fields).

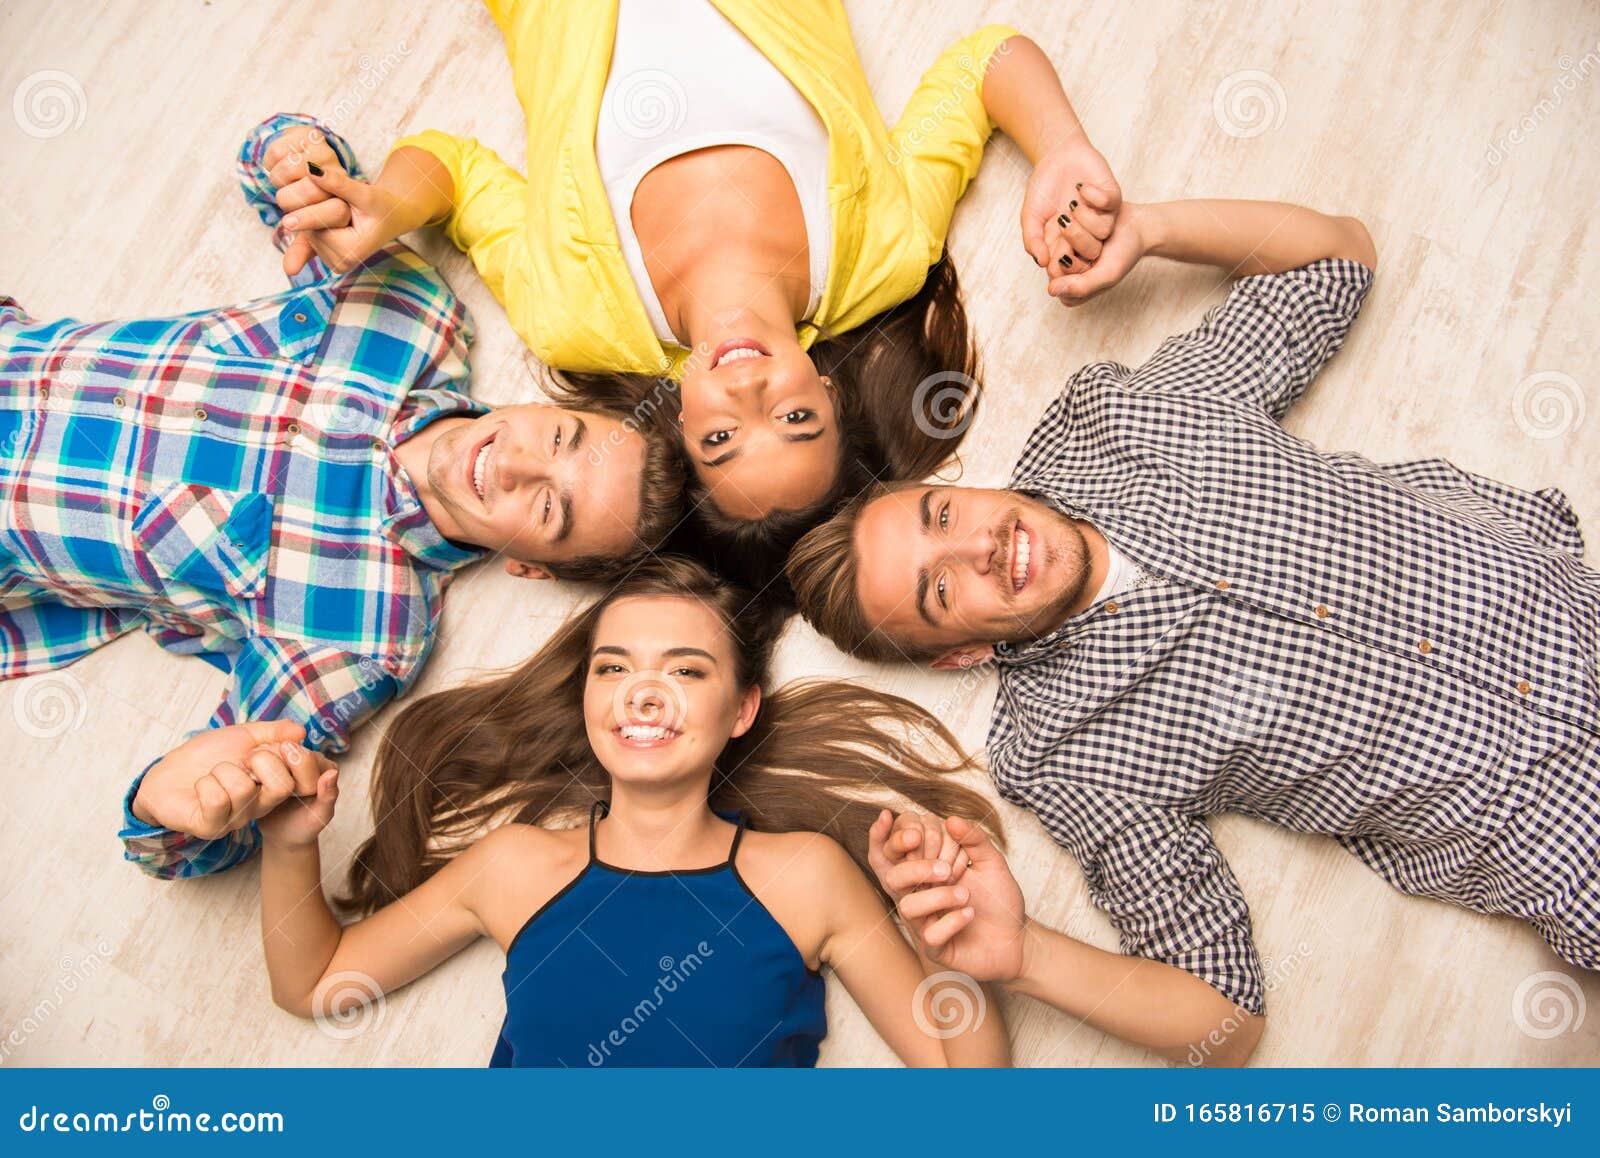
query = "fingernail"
xmin=1062 ymin=215 xmax=1071 ymax=226
xmin=1075 ymin=181 xmax=1083 ymax=189
xmin=934 ymin=862 xmax=950 ymax=877
xmin=284 ymin=215 xmax=298 ymax=229
xmin=307 ymin=162 xmax=324 ymax=176
xmin=955 ymin=887 xmax=969 ymax=903
xmin=1056 ymin=213 xmax=1069 ymax=228
xmin=280 ymin=742 xmax=301 ymax=764
xmin=1059 ymin=255 xmax=1073 ymax=268
xmin=963 ymin=907 xmax=975 ymax=918
xmin=1069 ymin=199 xmax=1078 ymax=209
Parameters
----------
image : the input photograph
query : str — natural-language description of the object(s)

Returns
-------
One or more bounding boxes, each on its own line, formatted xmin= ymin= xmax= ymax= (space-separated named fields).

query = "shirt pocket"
xmin=133 ymin=484 xmax=273 ymax=600
xmin=201 ymin=285 xmax=336 ymax=363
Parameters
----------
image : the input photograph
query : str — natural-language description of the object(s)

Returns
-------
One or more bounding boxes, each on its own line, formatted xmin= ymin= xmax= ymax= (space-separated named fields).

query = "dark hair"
xmin=785 ymin=481 xmax=940 ymax=662
xmin=342 ymin=555 xmax=1000 ymax=913
xmin=532 ymin=404 xmax=686 ymax=581
xmin=552 ymin=258 xmax=978 ymax=599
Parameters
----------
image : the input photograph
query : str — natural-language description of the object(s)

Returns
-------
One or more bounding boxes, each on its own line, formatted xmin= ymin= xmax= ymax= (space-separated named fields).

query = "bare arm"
xmin=1008 ymin=919 xmax=1263 ymax=1066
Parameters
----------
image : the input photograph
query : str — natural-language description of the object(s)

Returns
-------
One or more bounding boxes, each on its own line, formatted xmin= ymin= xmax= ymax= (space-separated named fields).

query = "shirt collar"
xmin=382 ymin=391 xmax=490 ymax=572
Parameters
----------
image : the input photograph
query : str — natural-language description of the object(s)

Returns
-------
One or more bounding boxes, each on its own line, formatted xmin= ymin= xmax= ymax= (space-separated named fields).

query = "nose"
xmin=949 ymin=524 xmax=998 ymax=575
xmin=496 ymin=433 xmax=556 ymax=488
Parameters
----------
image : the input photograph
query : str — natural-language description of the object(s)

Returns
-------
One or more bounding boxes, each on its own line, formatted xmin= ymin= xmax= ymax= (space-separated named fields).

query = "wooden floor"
xmin=2 ymin=0 xmax=1597 ymax=1066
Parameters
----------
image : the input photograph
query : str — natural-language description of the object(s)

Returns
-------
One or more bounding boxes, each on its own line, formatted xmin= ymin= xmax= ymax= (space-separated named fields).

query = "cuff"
xmin=119 ymin=760 xmax=166 ymax=838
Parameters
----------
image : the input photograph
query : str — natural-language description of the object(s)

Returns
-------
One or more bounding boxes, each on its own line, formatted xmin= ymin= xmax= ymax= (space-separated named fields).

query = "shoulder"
xmin=457 ymin=823 xmax=590 ymax=946
xmin=461 ymin=822 xmax=584 ymax=880
xmin=735 ymin=828 xmax=859 ymax=893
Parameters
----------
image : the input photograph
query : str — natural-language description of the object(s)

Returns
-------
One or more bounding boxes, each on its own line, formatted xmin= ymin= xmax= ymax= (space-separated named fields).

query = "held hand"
xmin=1046 ymin=197 xmax=1150 ymax=307
xmin=879 ymin=817 xmax=1028 ymax=982
xmin=1020 ymin=136 xmax=1122 ymax=276
xmin=869 ymin=811 xmax=968 ymax=900
xmin=133 ymin=721 xmax=330 ymax=840
xmin=280 ymin=166 xmax=407 ymax=277
xmin=255 ymin=758 xmax=341 ymax=849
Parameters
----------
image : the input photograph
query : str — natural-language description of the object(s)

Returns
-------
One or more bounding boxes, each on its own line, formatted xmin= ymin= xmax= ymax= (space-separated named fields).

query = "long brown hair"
xmin=552 ymin=257 xmax=978 ymax=598
xmin=342 ymin=555 xmax=1000 ymax=913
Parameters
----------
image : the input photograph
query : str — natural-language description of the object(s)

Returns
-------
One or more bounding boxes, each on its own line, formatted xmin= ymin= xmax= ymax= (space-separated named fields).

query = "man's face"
xmin=853 ymin=485 xmax=1094 ymax=660
xmin=426 ymin=403 xmax=646 ymax=569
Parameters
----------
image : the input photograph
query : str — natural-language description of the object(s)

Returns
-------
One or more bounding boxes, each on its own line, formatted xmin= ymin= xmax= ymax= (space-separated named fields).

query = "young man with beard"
xmin=1 ymin=115 xmax=683 ymax=880
xmin=788 ymin=197 xmax=1597 ymax=1062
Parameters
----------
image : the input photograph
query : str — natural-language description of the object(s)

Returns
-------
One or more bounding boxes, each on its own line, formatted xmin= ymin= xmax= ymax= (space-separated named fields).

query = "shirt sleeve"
xmin=1040 ymin=781 xmax=1266 ymax=1014
xmin=1130 ymin=258 xmax=1374 ymax=420
xmin=235 ymin=113 xmax=367 ymax=268
xmin=118 ymin=637 xmax=400 ymax=880
xmin=887 ymin=24 xmax=1019 ymax=266
xmin=387 ymin=129 xmax=529 ymax=310
xmin=1378 ymin=458 xmax=1587 ymax=559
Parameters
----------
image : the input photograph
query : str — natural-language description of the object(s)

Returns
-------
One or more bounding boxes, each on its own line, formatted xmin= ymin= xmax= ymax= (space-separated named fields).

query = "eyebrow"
xmin=590 ymin=646 xmax=718 ymax=662
xmin=554 ymin=489 xmax=573 ymax=544
xmin=915 ymin=489 xmax=937 ymax=627
xmin=569 ymin=416 xmax=587 ymax=453
xmin=702 ymin=426 xmax=827 ymax=469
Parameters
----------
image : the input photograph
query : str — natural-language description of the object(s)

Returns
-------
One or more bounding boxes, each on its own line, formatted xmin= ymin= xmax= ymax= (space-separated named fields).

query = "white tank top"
xmin=596 ymin=0 xmax=832 ymax=345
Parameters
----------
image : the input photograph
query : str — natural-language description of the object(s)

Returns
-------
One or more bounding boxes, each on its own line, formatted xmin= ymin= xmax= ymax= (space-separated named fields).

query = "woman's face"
xmin=583 ymin=595 xmax=760 ymax=787
xmin=678 ymin=326 xmax=841 ymax=520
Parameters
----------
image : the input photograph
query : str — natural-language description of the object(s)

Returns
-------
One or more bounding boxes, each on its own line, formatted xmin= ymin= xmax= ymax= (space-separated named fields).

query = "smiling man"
xmin=787 ymin=196 xmax=1599 ymax=1061
xmin=0 ymin=115 xmax=683 ymax=880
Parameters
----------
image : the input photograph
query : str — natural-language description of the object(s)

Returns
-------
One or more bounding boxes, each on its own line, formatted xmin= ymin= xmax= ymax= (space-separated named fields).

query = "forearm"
xmin=912 ymin=948 xmax=1011 ymax=1067
xmin=1007 ymin=920 xmax=1262 ymax=1066
xmin=259 ymin=840 xmax=343 ymax=1016
xmin=366 ymin=146 xmax=456 ymax=245
xmin=1136 ymin=199 xmax=1376 ymax=275
xmin=981 ymin=35 xmax=1092 ymax=164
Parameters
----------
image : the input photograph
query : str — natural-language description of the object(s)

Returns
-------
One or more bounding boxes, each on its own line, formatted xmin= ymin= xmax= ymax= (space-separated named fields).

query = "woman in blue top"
xmin=247 ymin=557 xmax=1010 ymax=1066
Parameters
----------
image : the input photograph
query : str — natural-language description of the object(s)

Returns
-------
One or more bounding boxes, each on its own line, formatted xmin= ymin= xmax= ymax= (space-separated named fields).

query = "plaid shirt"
xmin=0 ymin=114 xmax=485 ymax=879
xmin=989 ymin=259 xmax=1599 ymax=1014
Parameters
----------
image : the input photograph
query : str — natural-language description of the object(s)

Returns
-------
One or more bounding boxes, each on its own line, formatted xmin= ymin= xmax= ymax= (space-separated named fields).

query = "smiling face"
xmin=583 ymin=595 xmax=760 ymax=788
xmin=424 ymin=402 xmax=645 ymax=568
xmin=678 ymin=322 xmax=841 ymax=520
xmin=852 ymin=485 xmax=1097 ymax=659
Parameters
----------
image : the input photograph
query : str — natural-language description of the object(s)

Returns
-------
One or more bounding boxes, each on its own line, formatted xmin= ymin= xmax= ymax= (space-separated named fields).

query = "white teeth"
xmin=1012 ymin=528 xmax=1031 ymax=592
xmin=713 ymin=346 xmax=764 ymax=369
xmin=619 ymin=724 xmax=675 ymax=742
xmin=472 ymin=443 xmax=490 ymax=500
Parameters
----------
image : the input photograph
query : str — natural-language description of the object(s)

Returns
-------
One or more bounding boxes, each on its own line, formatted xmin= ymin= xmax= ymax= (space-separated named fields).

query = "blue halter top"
xmin=490 ymin=801 xmax=828 ymax=1068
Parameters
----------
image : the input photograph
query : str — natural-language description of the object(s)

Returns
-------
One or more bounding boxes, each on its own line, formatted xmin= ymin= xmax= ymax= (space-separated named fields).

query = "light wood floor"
xmin=2 ymin=0 xmax=1596 ymax=1066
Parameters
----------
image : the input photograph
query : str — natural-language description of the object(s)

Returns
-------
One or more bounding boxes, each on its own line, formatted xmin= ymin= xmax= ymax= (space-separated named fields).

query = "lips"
xmin=1010 ymin=521 xmax=1032 ymax=594
xmin=615 ymin=723 xmax=681 ymax=749
xmin=710 ymin=338 xmax=769 ymax=369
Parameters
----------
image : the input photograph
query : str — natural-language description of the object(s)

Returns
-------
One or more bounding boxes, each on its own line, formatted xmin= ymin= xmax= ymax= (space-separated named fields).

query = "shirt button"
xmin=112 ymin=395 xmax=126 ymax=408
xmin=1418 ymin=640 xmax=1433 ymax=654
xmin=372 ymin=438 xmax=386 ymax=452
xmin=1215 ymin=579 xmax=1231 ymax=591
xmin=293 ymin=312 xmax=308 ymax=323
xmin=1104 ymin=601 xmax=1119 ymax=615
xmin=1314 ymin=604 xmax=1331 ymax=619
xmin=39 ymin=386 xmax=49 ymax=400
xmin=287 ymin=422 xmax=301 ymax=435
xmin=1516 ymin=679 xmax=1532 ymax=696
xmin=194 ymin=407 xmax=207 ymax=421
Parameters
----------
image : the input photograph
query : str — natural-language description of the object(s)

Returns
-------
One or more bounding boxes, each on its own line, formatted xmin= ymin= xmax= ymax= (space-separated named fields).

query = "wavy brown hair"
xmin=342 ymin=555 xmax=1000 ymax=913
xmin=553 ymin=257 xmax=978 ymax=599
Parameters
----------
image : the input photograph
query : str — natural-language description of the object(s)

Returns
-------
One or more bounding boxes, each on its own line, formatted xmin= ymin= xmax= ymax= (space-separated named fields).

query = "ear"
xmin=504 ymin=559 xmax=554 ymax=581
xmin=930 ymin=644 xmax=994 ymax=672
xmin=729 ymin=684 xmax=762 ymax=739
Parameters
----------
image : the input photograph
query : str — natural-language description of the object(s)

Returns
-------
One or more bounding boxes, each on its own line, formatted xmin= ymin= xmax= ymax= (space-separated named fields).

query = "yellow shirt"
xmin=393 ymin=0 xmax=1017 ymax=378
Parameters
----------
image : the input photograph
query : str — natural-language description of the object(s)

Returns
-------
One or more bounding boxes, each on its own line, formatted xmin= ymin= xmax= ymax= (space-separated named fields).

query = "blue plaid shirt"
xmin=0 ymin=114 xmax=486 ymax=879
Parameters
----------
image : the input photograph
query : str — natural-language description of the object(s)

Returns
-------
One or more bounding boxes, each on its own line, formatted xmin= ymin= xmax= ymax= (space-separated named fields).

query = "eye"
xmin=593 ymin=662 xmax=626 ymax=676
xmin=939 ymin=502 xmax=950 ymax=532
xmin=778 ymin=409 xmax=814 ymax=424
xmin=552 ymin=424 xmax=562 ymax=454
xmin=669 ymin=666 xmax=706 ymax=680
xmin=936 ymin=574 xmax=947 ymax=607
xmin=702 ymin=430 xmax=733 ymax=448
xmin=541 ymin=492 xmax=553 ymax=524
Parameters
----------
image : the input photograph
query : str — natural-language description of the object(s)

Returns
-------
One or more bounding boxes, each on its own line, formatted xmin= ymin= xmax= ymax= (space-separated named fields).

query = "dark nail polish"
xmin=307 ymin=162 xmax=324 ymax=177
xmin=1070 ymin=199 xmax=1078 ymax=209
xmin=1059 ymin=255 xmax=1073 ymax=268
xmin=1062 ymin=216 xmax=1071 ymax=225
